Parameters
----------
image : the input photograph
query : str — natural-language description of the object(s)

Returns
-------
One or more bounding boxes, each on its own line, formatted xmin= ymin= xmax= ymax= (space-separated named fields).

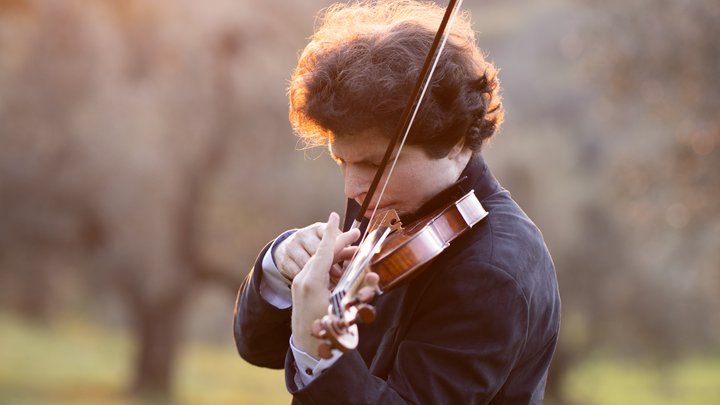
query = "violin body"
xmin=371 ymin=190 xmax=488 ymax=292
xmin=313 ymin=190 xmax=487 ymax=357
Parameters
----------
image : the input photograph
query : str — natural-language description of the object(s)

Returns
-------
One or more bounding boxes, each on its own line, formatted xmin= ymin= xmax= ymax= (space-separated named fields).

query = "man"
xmin=234 ymin=1 xmax=560 ymax=403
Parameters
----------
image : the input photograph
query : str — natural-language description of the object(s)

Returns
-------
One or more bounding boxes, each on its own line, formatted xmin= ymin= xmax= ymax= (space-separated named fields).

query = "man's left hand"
xmin=291 ymin=212 xmax=360 ymax=358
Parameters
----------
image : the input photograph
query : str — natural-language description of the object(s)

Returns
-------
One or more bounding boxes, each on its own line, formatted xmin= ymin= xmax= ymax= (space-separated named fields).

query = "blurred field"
xmin=0 ymin=312 xmax=291 ymax=405
xmin=566 ymin=354 xmax=720 ymax=405
xmin=2 ymin=311 xmax=719 ymax=405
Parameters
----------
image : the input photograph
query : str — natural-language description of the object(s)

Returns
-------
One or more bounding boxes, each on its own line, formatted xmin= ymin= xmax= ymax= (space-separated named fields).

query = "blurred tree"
xmin=0 ymin=0 xmax=101 ymax=320
xmin=0 ymin=0 xmax=339 ymax=400
xmin=585 ymin=0 xmax=720 ymax=351
xmin=542 ymin=0 xmax=720 ymax=401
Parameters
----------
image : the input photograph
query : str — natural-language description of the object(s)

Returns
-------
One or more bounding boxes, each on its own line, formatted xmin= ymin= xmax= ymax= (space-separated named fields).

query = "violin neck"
xmin=330 ymin=225 xmax=392 ymax=316
xmin=330 ymin=290 xmax=346 ymax=317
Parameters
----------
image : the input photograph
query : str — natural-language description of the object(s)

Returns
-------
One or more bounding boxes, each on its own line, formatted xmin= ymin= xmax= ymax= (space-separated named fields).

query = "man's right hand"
xmin=273 ymin=221 xmax=359 ymax=283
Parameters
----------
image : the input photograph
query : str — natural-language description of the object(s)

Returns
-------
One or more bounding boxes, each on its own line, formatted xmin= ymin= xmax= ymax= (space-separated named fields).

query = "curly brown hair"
xmin=288 ymin=0 xmax=504 ymax=158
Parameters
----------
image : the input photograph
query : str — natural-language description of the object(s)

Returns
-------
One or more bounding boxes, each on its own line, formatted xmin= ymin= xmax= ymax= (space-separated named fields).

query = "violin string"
xmin=339 ymin=211 xmax=393 ymax=292
xmin=337 ymin=210 xmax=390 ymax=292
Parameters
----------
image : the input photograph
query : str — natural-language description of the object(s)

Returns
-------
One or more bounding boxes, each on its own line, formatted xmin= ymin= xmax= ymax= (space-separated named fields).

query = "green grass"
xmin=0 ymin=312 xmax=290 ymax=404
xmin=565 ymin=354 xmax=720 ymax=405
xmin=2 ymin=312 xmax=719 ymax=405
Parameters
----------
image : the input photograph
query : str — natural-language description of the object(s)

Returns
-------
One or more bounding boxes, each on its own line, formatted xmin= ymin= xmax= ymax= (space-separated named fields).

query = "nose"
xmin=343 ymin=164 xmax=370 ymax=202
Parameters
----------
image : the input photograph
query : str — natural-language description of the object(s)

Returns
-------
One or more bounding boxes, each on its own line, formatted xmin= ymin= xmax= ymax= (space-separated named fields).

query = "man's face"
xmin=329 ymin=129 xmax=464 ymax=219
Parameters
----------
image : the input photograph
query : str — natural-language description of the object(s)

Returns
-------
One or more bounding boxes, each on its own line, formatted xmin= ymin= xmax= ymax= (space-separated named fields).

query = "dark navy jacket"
xmin=233 ymin=155 xmax=561 ymax=404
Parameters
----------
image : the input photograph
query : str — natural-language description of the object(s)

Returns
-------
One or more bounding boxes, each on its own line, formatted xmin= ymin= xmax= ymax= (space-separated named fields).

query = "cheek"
xmin=343 ymin=164 xmax=377 ymax=194
xmin=386 ymin=167 xmax=423 ymax=198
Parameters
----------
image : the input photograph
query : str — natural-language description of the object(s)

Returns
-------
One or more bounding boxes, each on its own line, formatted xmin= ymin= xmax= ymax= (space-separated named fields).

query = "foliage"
xmin=582 ymin=0 xmax=720 ymax=354
xmin=0 ymin=0 xmax=342 ymax=396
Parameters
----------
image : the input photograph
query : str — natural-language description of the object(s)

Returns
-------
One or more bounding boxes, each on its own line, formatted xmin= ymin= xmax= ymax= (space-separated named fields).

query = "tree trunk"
xmin=19 ymin=251 xmax=52 ymax=323
xmin=131 ymin=297 xmax=185 ymax=400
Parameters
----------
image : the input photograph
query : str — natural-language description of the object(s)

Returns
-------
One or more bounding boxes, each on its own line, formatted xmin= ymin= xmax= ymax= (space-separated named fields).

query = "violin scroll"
xmin=311 ymin=289 xmax=378 ymax=359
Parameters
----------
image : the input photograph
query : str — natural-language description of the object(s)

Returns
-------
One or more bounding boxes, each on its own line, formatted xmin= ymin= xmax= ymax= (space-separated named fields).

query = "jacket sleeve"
xmin=233 ymin=242 xmax=292 ymax=369
xmin=284 ymin=260 xmax=529 ymax=404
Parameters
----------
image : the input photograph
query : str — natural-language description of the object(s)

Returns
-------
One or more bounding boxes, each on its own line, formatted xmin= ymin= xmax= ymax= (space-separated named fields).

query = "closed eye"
xmin=360 ymin=160 xmax=379 ymax=169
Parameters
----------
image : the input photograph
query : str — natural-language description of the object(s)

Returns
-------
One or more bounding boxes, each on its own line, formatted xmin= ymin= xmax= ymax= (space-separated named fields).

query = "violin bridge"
xmin=368 ymin=209 xmax=403 ymax=234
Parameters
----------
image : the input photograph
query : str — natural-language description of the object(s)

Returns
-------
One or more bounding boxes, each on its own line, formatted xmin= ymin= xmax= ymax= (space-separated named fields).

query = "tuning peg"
xmin=345 ymin=287 xmax=380 ymax=311
xmin=354 ymin=304 xmax=376 ymax=324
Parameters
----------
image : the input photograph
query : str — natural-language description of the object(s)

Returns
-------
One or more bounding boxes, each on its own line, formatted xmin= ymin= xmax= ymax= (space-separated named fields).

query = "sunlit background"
xmin=0 ymin=0 xmax=718 ymax=404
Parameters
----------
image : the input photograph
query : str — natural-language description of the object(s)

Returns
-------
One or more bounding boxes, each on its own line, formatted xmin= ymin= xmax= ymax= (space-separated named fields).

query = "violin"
xmin=312 ymin=190 xmax=487 ymax=358
xmin=309 ymin=0 xmax=485 ymax=359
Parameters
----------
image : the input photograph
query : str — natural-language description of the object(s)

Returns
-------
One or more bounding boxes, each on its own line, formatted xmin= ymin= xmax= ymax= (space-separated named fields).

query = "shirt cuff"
xmin=290 ymin=335 xmax=343 ymax=387
xmin=258 ymin=229 xmax=297 ymax=309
